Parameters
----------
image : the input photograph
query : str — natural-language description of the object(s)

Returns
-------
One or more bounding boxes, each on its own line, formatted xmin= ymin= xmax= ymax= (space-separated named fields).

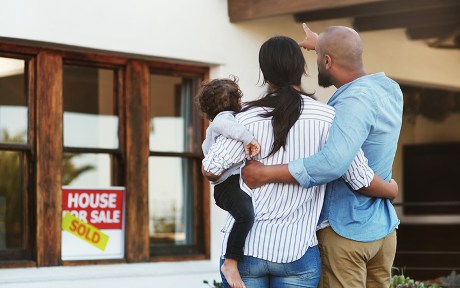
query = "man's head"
xmin=316 ymin=26 xmax=364 ymax=88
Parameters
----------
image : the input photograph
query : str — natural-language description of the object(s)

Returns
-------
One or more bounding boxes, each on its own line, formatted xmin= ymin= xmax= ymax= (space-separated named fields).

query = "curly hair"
xmin=195 ymin=76 xmax=243 ymax=121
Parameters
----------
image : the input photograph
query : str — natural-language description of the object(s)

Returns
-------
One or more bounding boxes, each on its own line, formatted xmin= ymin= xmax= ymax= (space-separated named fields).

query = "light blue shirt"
xmin=288 ymin=73 xmax=403 ymax=242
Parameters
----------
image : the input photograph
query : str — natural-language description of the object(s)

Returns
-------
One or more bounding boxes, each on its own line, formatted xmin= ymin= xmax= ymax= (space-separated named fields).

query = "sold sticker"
xmin=62 ymin=212 xmax=109 ymax=251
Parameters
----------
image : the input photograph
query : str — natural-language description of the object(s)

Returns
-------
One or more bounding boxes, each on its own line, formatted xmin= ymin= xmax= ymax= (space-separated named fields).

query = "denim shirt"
xmin=288 ymin=73 xmax=403 ymax=242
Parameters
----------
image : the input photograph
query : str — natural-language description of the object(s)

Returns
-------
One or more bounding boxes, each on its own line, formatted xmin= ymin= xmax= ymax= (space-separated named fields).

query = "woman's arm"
xmin=359 ymin=177 xmax=398 ymax=201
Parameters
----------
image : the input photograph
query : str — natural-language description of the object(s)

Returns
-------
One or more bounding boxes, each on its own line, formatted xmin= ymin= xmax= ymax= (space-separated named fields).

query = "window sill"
xmin=0 ymin=259 xmax=217 ymax=285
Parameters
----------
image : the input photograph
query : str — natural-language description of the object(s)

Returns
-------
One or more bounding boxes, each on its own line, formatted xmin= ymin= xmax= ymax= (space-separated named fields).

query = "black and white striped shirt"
xmin=203 ymin=95 xmax=374 ymax=263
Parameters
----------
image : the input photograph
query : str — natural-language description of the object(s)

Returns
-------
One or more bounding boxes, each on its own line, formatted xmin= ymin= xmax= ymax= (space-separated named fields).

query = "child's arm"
xmin=214 ymin=113 xmax=260 ymax=157
xmin=202 ymin=135 xmax=247 ymax=180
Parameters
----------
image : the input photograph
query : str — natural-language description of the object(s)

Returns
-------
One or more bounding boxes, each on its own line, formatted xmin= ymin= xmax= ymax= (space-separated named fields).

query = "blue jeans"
xmin=220 ymin=245 xmax=321 ymax=288
xmin=214 ymin=174 xmax=254 ymax=261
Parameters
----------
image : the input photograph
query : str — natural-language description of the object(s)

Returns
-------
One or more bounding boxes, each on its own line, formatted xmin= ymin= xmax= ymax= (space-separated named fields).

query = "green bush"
xmin=391 ymin=268 xmax=459 ymax=288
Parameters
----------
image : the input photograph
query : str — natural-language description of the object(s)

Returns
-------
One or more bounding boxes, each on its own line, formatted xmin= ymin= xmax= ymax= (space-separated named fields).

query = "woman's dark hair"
xmin=242 ymin=36 xmax=315 ymax=157
xmin=195 ymin=76 xmax=243 ymax=121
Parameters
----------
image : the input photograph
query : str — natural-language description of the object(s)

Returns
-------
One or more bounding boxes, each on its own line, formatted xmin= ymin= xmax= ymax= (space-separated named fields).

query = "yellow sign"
xmin=62 ymin=212 xmax=109 ymax=251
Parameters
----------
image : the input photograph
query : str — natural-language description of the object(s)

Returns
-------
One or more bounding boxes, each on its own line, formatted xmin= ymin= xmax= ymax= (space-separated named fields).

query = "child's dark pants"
xmin=214 ymin=174 xmax=254 ymax=262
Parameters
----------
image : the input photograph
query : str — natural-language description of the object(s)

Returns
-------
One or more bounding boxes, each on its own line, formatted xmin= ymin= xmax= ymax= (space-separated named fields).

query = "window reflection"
xmin=62 ymin=153 xmax=111 ymax=187
xmin=0 ymin=151 xmax=24 ymax=250
xmin=149 ymin=156 xmax=193 ymax=245
xmin=63 ymin=65 xmax=118 ymax=149
xmin=149 ymin=75 xmax=199 ymax=153
xmin=0 ymin=57 xmax=27 ymax=144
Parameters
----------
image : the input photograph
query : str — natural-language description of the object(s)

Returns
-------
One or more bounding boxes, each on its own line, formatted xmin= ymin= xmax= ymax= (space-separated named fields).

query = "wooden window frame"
xmin=0 ymin=51 xmax=35 ymax=264
xmin=0 ymin=41 xmax=210 ymax=268
xmin=147 ymin=62 xmax=210 ymax=261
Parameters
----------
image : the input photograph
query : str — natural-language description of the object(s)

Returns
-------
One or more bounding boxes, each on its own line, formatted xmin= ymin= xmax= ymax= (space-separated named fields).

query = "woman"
xmin=202 ymin=36 xmax=375 ymax=287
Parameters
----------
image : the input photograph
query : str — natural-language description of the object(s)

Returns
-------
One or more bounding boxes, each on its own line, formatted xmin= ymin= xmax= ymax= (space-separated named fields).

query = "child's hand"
xmin=244 ymin=139 xmax=260 ymax=158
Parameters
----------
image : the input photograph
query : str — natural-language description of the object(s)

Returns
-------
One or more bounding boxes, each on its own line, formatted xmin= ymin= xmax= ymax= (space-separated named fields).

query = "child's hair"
xmin=195 ymin=76 xmax=243 ymax=121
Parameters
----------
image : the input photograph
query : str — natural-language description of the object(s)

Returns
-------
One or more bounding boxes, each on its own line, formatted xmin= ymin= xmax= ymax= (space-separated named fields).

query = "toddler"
xmin=196 ymin=77 xmax=259 ymax=288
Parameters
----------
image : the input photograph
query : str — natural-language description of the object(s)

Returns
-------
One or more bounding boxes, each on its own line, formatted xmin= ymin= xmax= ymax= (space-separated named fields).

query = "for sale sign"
xmin=61 ymin=187 xmax=125 ymax=260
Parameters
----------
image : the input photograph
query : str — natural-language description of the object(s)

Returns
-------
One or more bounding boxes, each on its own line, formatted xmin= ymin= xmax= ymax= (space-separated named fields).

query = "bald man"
xmin=242 ymin=24 xmax=403 ymax=287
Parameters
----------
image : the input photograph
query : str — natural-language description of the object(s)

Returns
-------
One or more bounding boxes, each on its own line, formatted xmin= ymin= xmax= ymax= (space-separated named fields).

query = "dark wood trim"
xmin=124 ymin=60 xmax=150 ymax=262
xmin=353 ymin=5 xmax=460 ymax=31
xmin=294 ymin=0 xmax=460 ymax=22
xmin=228 ymin=0 xmax=382 ymax=22
xmin=151 ymin=254 xmax=208 ymax=263
xmin=0 ymin=260 xmax=37 ymax=269
xmin=0 ymin=143 xmax=31 ymax=151
xmin=406 ymin=24 xmax=459 ymax=40
xmin=114 ymin=66 xmax=126 ymax=187
xmin=35 ymin=51 xmax=63 ymax=266
xmin=201 ymin=101 xmax=211 ymax=259
xmin=26 ymin=57 xmax=36 ymax=261
xmin=63 ymin=147 xmax=121 ymax=155
xmin=62 ymin=259 xmax=126 ymax=266
xmin=149 ymin=61 xmax=208 ymax=77
xmin=149 ymin=151 xmax=203 ymax=158
xmin=0 ymin=43 xmax=38 ymax=56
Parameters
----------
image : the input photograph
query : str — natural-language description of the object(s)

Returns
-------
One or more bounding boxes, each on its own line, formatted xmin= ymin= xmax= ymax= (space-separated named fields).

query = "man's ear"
xmin=324 ymin=55 xmax=332 ymax=70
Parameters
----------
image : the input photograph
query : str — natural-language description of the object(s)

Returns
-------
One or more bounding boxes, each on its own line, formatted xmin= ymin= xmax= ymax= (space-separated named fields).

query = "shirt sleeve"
xmin=201 ymin=125 xmax=213 ymax=155
xmin=342 ymin=148 xmax=374 ymax=190
xmin=288 ymin=89 xmax=377 ymax=188
xmin=213 ymin=113 xmax=254 ymax=146
xmin=202 ymin=135 xmax=246 ymax=176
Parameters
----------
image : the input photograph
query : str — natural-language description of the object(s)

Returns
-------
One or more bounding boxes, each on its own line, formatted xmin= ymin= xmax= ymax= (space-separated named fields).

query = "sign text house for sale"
xmin=61 ymin=187 xmax=125 ymax=260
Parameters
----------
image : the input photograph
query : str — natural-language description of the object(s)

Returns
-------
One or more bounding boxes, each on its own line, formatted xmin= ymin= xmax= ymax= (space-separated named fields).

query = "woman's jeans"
xmin=220 ymin=245 xmax=321 ymax=288
xmin=214 ymin=174 xmax=254 ymax=261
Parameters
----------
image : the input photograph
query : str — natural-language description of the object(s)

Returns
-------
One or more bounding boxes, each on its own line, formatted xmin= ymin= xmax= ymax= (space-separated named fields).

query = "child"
xmin=196 ymin=77 xmax=259 ymax=288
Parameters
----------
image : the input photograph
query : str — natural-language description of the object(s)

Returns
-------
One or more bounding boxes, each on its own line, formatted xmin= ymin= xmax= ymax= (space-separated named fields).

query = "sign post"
xmin=61 ymin=187 xmax=125 ymax=260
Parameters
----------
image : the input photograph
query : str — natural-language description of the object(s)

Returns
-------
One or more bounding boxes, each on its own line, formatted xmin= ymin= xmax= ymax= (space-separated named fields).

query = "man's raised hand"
xmin=298 ymin=23 xmax=318 ymax=51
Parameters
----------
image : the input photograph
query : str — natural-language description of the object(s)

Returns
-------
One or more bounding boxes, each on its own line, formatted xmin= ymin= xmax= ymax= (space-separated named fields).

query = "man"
xmin=242 ymin=24 xmax=403 ymax=287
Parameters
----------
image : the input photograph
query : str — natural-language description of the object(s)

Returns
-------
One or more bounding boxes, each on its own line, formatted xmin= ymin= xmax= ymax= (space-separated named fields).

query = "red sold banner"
xmin=62 ymin=187 xmax=124 ymax=230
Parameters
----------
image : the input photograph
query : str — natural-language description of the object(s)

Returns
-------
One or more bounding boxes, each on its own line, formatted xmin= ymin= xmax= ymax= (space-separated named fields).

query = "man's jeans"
xmin=220 ymin=245 xmax=321 ymax=288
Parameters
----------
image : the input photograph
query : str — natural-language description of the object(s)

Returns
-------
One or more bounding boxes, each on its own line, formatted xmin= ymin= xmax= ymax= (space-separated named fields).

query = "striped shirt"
xmin=203 ymin=95 xmax=374 ymax=263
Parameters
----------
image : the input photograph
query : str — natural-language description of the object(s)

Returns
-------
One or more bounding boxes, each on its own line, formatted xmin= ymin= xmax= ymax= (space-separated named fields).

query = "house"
xmin=0 ymin=0 xmax=459 ymax=287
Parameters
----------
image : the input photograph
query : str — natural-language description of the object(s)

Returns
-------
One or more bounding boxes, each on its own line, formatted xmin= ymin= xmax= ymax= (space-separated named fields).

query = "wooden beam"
xmin=228 ymin=0 xmax=382 ymax=23
xmin=353 ymin=5 xmax=460 ymax=31
xmin=406 ymin=24 xmax=459 ymax=40
xmin=35 ymin=51 xmax=63 ymax=266
xmin=124 ymin=60 xmax=150 ymax=262
xmin=294 ymin=0 xmax=460 ymax=23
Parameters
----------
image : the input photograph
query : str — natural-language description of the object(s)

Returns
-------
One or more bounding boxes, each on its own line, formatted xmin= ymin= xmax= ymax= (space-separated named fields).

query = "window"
xmin=148 ymin=69 xmax=207 ymax=257
xmin=0 ymin=55 xmax=33 ymax=260
xmin=62 ymin=64 xmax=123 ymax=188
xmin=0 ymin=42 xmax=210 ymax=267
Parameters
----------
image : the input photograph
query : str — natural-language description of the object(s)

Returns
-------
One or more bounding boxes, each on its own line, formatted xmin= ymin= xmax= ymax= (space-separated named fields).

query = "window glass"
xmin=149 ymin=156 xmax=194 ymax=245
xmin=0 ymin=151 xmax=24 ymax=251
xmin=63 ymin=65 xmax=118 ymax=149
xmin=62 ymin=153 xmax=112 ymax=187
xmin=149 ymin=75 xmax=199 ymax=153
xmin=0 ymin=57 xmax=27 ymax=144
